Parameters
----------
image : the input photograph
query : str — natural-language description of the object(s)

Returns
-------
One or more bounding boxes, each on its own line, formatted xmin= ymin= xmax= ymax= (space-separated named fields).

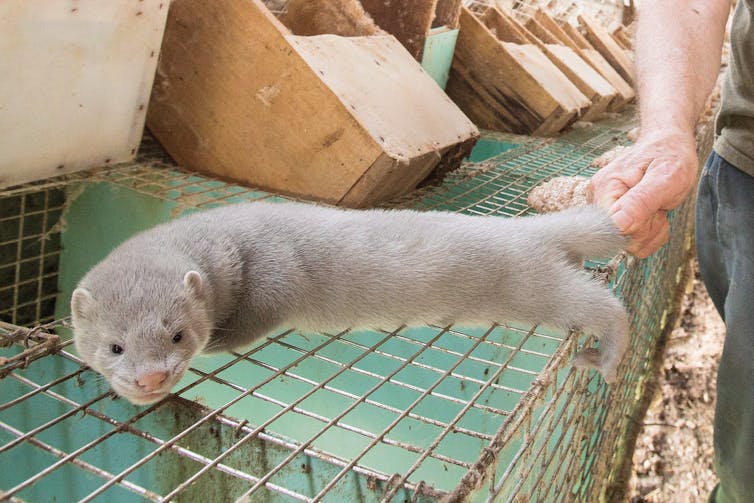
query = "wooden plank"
xmin=612 ymin=25 xmax=633 ymax=50
xmin=280 ymin=0 xmax=385 ymax=36
xmin=611 ymin=32 xmax=628 ymax=50
xmin=558 ymin=20 xmax=634 ymax=109
xmin=433 ymin=0 xmax=462 ymax=29
xmin=532 ymin=9 xmax=581 ymax=52
xmin=0 ymin=0 xmax=169 ymax=188
xmin=524 ymin=18 xmax=560 ymax=45
xmin=559 ymin=21 xmax=593 ymax=51
xmin=147 ymin=0 xmax=478 ymax=207
xmin=484 ymin=10 xmax=611 ymax=120
xmin=543 ymin=44 xmax=617 ymax=120
xmin=446 ymin=7 xmax=590 ymax=135
xmin=294 ymin=35 xmax=479 ymax=205
xmin=478 ymin=6 xmax=532 ymax=44
xmin=495 ymin=8 xmax=541 ymax=45
xmin=359 ymin=0 xmax=437 ymax=60
xmin=578 ymin=14 xmax=635 ymax=85
xmin=580 ymin=49 xmax=635 ymax=109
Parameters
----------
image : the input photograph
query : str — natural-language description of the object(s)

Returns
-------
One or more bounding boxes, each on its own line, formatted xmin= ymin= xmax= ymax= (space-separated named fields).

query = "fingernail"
xmin=611 ymin=210 xmax=633 ymax=231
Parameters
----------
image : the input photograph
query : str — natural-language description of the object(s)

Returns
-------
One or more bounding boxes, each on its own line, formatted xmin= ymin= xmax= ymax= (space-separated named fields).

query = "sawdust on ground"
xmin=629 ymin=263 xmax=725 ymax=502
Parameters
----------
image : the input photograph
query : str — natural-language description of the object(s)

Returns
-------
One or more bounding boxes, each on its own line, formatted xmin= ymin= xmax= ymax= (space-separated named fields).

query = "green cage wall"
xmin=0 ymin=111 xmax=709 ymax=502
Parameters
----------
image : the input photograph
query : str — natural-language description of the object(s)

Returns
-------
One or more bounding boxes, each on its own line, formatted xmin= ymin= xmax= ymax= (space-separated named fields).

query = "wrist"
xmin=638 ymin=124 xmax=696 ymax=144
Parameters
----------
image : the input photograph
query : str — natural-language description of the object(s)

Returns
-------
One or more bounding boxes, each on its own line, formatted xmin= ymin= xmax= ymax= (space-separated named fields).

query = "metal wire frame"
xmin=1 ymin=314 xmax=574 ymax=502
xmin=0 ymin=188 xmax=65 ymax=326
xmin=386 ymin=117 xmax=634 ymax=216
xmin=1 ymin=108 xmax=705 ymax=502
xmin=463 ymin=0 xmax=625 ymax=28
xmin=0 ymin=320 xmax=66 ymax=379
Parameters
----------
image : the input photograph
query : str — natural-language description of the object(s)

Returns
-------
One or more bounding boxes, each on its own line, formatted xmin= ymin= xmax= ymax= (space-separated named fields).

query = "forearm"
xmin=635 ymin=0 xmax=729 ymax=136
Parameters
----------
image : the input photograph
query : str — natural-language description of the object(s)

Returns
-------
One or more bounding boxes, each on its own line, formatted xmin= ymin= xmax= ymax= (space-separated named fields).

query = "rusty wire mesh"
xmin=0 ymin=107 xmax=708 ymax=502
xmin=464 ymin=0 xmax=626 ymax=27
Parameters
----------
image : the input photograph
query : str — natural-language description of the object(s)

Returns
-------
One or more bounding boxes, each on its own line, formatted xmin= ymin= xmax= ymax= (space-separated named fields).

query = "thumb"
xmin=588 ymin=177 xmax=628 ymax=210
xmin=609 ymin=180 xmax=663 ymax=234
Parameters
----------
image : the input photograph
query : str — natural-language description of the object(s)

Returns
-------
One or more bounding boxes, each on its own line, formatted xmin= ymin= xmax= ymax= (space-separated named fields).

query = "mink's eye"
xmin=111 ymin=344 xmax=124 ymax=355
xmin=172 ymin=332 xmax=183 ymax=343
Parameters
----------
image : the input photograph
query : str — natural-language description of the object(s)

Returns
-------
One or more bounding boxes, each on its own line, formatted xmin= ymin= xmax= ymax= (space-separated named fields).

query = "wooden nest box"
xmin=147 ymin=0 xmax=479 ymax=207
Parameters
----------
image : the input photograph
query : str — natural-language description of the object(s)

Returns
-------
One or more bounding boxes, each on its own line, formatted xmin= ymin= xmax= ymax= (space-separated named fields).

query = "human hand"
xmin=587 ymin=130 xmax=698 ymax=258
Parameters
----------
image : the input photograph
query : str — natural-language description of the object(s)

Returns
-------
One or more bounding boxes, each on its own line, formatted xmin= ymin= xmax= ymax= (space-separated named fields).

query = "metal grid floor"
xmin=1 ymin=108 xmax=702 ymax=502
xmin=2 ymin=320 xmax=587 ymax=501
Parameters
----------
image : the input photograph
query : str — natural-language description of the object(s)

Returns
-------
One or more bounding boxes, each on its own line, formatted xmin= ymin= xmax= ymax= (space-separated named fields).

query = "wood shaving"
xmin=571 ymin=121 xmax=594 ymax=129
xmin=527 ymin=176 xmax=589 ymax=213
xmin=591 ymin=145 xmax=629 ymax=168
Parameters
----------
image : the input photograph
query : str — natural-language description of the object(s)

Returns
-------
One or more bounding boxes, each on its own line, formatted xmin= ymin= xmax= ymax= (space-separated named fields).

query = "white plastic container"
xmin=0 ymin=1 xmax=169 ymax=188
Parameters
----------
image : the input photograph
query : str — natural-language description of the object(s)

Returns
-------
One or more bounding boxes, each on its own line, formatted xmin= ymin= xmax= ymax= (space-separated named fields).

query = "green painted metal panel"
xmin=467 ymin=138 xmax=520 ymax=163
xmin=421 ymin=26 xmax=459 ymax=90
xmin=3 ymin=112 xmax=703 ymax=502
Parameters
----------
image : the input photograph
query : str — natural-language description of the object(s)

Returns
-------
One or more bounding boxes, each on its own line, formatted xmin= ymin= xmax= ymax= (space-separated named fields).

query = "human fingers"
xmin=588 ymin=149 xmax=650 ymax=208
xmin=624 ymin=211 xmax=670 ymax=258
xmin=587 ymin=176 xmax=628 ymax=209
xmin=608 ymin=161 xmax=676 ymax=235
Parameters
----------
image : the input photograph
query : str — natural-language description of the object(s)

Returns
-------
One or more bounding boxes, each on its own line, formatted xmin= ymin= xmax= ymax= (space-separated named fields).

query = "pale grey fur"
xmin=71 ymin=202 xmax=629 ymax=405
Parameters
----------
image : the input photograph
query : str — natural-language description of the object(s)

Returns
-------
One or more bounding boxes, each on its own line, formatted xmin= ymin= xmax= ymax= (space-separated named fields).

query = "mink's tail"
xmin=529 ymin=205 xmax=626 ymax=263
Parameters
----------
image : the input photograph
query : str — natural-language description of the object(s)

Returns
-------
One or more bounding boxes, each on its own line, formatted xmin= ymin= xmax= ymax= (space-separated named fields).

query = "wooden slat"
xmin=524 ymin=18 xmax=559 ymax=45
xmin=579 ymin=49 xmax=635 ymax=110
xmin=479 ymin=6 xmax=533 ymax=44
xmin=543 ymin=44 xmax=617 ymax=120
xmin=280 ymin=0 xmax=386 ymax=36
xmin=532 ymin=9 xmax=581 ymax=52
xmin=147 ymin=0 xmax=478 ymax=207
xmin=359 ymin=0 xmax=437 ymax=60
xmin=558 ymin=20 xmax=634 ymax=110
xmin=578 ymin=14 xmax=635 ymax=85
xmin=612 ymin=25 xmax=633 ymax=50
xmin=487 ymin=9 xmax=615 ymax=120
xmin=559 ymin=21 xmax=593 ymax=51
xmin=446 ymin=7 xmax=590 ymax=135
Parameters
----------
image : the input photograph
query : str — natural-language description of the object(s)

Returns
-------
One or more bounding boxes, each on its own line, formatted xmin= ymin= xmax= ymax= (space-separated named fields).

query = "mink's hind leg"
xmin=544 ymin=267 xmax=630 ymax=384
xmin=573 ymin=314 xmax=630 ymax=383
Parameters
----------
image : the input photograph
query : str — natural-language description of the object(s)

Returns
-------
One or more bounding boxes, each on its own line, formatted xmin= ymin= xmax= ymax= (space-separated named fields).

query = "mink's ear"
xmin=183 ymin=271 xmax=204 ymax=299
xmin=71 ymin=288 xmax=94 ymax=322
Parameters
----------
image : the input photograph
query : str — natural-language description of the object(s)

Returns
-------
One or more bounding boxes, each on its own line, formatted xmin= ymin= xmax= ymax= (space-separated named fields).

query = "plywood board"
xmin=446 ymin=7 xmax=590 ymax=135
xmin=559 ymin=21 xmax=593 ymax=50
xmin=482 ymin=9 xmax=611 ymax=120
xmin=147 ymin=0 xmax=478 ymax=207
xmin=359 ymin=0 xmax=436 ymax=60
xmin=0 ymin=0 xmax=169 ymax=188
xmin=433 ymin=0 xmax=462 ymax=29
xmin=580 ymin=49 xmax=635 ymax=109
xmin=558 ymin=20 xmax=634 ymax=109
xmin=524 ymin=18 xmax=559 ymax=45
xmin=544 ymin=44 xmax=617 ymax=120
xmin=479 ymin=7 xmax=536 ymax=45
xmin=280 ymin=0 xmax=385 ymax=36
xmin=532 ymin=9 xmax=582 ymax=52
xmin=578 ymin=14 xmax=635 ymax=85
xmin=421 ymin=26 xmax=459 ymax=88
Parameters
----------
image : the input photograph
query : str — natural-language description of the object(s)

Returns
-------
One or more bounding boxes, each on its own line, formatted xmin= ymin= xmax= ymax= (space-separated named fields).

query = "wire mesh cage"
xmin=463 ymin=0 xmax=628 ymax=31
xmin=1 ymin=109 xmax=707 ymax=502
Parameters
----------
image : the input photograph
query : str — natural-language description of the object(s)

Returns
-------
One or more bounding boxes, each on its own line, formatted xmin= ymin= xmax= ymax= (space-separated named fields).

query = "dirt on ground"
xmin=629 ymin=263 xmax=725 ymax=502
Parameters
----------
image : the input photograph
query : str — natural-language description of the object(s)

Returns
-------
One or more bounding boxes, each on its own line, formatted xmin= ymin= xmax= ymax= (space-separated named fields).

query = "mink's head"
xmin=71 ymin=260 xmax=213 ymax=406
